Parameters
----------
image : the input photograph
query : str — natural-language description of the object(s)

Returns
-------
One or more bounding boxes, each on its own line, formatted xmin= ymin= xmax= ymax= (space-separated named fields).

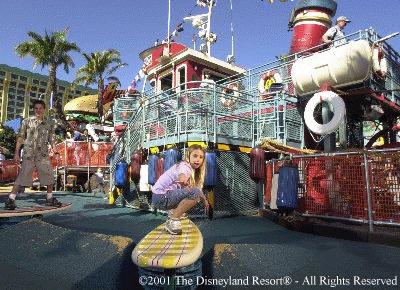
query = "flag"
xmin=176 ymin=23 xmax=184 ymax=32
xmin=197 ymin=0 xmax=208 ymax=7
xmin=130 ymin=80 xmax=137 ymax=89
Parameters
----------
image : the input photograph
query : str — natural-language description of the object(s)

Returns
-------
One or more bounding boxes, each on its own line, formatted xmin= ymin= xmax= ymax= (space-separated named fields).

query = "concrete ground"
xmin=0 ymin=191 xmax=400 ymax=290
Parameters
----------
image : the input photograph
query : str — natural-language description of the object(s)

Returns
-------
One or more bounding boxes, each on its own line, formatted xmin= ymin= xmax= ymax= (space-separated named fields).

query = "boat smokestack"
xmin=289 ymin=0 xmax=337 ymax=53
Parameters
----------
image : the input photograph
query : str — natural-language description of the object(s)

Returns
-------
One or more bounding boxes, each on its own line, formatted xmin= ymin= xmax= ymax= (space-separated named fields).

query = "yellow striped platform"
xmin=131 ymin=218 xmax=203 ymax=269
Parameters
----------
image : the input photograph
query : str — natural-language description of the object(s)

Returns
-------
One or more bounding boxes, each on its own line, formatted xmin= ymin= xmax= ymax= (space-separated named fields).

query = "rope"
xmin=162 ymin=2 xmax=198 ymax=44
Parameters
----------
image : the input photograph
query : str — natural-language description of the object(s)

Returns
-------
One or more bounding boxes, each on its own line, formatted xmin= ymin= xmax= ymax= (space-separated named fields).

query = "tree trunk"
xmin=98 ymin=79 xmax=104 ymax=122
xmin=48 ymin=64 xmax=69 ymax=131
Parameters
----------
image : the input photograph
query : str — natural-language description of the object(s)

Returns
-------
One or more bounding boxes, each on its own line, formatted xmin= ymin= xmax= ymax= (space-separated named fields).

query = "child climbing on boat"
xmin=151 ymin=144 xmax=209 ymax=235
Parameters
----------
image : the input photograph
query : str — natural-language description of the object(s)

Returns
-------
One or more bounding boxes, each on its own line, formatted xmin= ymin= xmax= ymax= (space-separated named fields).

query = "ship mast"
xmin=205 ymin=0 xmax=214 ymax=56
xmin=167 ymin=0 xmax=171 ymax=54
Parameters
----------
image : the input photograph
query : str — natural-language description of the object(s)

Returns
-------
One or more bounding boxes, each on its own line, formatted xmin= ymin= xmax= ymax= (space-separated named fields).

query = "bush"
xmin=0 ymin=126 xmax=16 ymax=158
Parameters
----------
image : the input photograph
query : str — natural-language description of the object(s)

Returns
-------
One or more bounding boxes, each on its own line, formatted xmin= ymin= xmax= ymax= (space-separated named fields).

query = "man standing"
xmin=4 ymin=100 xmax=62 ymax=210
xmin=322 ymin=16 xmax=351 ymax=47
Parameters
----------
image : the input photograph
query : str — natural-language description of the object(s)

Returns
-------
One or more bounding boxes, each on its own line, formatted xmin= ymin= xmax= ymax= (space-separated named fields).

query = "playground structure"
xmin=109 ymin=26 xmax=399 ymax=217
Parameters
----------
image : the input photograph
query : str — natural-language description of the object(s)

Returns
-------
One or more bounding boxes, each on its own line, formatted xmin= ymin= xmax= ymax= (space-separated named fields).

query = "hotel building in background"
xmin=0 ymin=64 xmax=96 ymax=122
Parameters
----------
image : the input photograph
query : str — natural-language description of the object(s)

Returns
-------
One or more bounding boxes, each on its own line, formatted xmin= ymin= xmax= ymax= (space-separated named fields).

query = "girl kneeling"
xmin=151 ymin=145 xmax=209 ymax=235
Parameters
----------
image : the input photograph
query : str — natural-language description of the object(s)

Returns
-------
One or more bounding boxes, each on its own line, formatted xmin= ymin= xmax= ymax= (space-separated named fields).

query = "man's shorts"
xmin=15 ymin=158 xmax=54 ymax=186
xmin=151 ymin=187 xmax=202 ymax=210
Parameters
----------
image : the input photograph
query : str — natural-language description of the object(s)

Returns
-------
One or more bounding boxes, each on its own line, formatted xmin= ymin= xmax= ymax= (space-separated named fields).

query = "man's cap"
xmin=337 ymin=16 xmax=351 ymax=23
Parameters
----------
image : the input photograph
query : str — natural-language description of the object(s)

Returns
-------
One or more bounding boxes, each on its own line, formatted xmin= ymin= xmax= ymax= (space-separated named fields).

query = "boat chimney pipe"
xmin=289 ymin=0 xmax=337 ymax=53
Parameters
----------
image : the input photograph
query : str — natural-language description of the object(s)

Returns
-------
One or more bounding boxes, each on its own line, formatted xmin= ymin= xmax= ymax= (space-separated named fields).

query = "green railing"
xmin=109 ymin=106 xmax=143 ymax=190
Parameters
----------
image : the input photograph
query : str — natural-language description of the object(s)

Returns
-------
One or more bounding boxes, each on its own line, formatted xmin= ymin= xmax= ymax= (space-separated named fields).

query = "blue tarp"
xmin=4 ymin=117 xmax=23 ymax=133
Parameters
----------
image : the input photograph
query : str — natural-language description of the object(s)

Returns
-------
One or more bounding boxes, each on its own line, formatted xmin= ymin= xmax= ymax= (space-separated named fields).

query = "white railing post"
xmin=363 ymin=152 xmax=374 ymax=232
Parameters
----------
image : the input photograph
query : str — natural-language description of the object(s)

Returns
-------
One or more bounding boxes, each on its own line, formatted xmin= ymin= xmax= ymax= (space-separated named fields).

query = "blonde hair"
xmin=184 ymin=145 xmax=206 ymax=189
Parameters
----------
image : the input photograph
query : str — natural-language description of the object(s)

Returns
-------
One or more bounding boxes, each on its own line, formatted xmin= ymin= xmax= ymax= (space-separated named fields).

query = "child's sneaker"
xmin=45 ymin=197 xmax=62 ymax=207
xmin=165 ymin=218 xmax=182 ymax=235
xmin=4 ymin=198 xmax=16 ymax=210
xmin=168 ymin=210 xmax=187 ymax=220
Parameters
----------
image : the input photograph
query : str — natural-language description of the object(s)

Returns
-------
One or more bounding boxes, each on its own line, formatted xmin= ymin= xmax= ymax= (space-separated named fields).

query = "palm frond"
xmin=106 ymin=76 xmax=121 ymax=86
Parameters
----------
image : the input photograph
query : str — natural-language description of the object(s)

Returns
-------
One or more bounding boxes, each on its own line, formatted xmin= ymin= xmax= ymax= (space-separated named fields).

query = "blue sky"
xmin=1 ymin=0 xmax=399 ymax=89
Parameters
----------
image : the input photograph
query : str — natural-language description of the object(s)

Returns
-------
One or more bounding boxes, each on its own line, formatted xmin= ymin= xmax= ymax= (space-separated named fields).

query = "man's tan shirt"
xmin=18 ymin=116 xmax=55 ymax=160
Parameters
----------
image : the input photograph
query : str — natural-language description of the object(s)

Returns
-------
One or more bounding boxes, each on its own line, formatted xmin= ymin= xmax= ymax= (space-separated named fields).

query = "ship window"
xmin=160 ymin=73 xmax=173 ymax=93
xmin=178 ymin=67 xmax=186 ymax=91
xmin=207 ymin=73 xmax=224 ymax=83
xmin=202 ymin=69 xmax=227 ymax=83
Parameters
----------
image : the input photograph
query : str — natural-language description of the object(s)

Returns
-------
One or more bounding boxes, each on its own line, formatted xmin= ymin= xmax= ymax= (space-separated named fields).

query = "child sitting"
xmin=151 ymin=145 xmax=209 ymax=235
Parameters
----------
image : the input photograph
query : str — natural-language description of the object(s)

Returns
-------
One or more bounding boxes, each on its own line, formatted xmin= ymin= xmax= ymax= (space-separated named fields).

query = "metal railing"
xmin=109 ymin=107 xmax=144 ymax=190
xmin=53 ymin=141 xmax=113 ymax=168
xmin=265 ymin=147 xmax=400 ymax=231
xmin=219 ymin=27 xmax=400 ymax=103
xmin=114 ymin=81 xmax=303 ymax=148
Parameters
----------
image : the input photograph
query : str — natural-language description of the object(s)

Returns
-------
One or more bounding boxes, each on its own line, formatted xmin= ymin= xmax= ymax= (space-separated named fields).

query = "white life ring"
xmin=258 ymin=70 xmax=283 ymax=99
xmin=372 ymin=46 xmax=388 ymax=78
xmin=220 ymin=83 xmax=240 ymax=108
xmin=304 ymin=91 xmax=346 ymax=135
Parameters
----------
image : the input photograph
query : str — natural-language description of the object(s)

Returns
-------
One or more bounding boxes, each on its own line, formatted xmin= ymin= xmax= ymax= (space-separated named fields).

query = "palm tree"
xmin=74 ymin=49 xmax=127 ymax=119
xmin=15 ymin=28 xmax=80 ymax=127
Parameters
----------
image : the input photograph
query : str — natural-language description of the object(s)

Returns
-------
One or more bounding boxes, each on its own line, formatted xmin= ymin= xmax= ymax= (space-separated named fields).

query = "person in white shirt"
xmin=322 ymin=16 xmax=351 ymax=47
xmin=200 ymin=74 xmax=215 ymax=89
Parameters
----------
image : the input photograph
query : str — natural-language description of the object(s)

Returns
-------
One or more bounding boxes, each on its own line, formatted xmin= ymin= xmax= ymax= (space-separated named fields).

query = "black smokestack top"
xmin=295 ymin=0 xmax=337 ymax=15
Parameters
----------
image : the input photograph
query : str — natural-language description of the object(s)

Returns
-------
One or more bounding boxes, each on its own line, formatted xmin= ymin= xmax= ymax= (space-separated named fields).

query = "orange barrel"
xmin=249 ymin=146 xmax=265 ymax=181
xmin=130 ymin=150 xmax=144 ymax=183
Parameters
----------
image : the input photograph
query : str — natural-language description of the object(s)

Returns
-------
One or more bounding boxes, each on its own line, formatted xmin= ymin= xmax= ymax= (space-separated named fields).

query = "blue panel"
xmin=276 ymin=165 xmax=299 ymax=209
xmin=115 ymin=160 xmax=128 ymax=188
xmin=147 ymin=155 xmax=159 ymax=185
